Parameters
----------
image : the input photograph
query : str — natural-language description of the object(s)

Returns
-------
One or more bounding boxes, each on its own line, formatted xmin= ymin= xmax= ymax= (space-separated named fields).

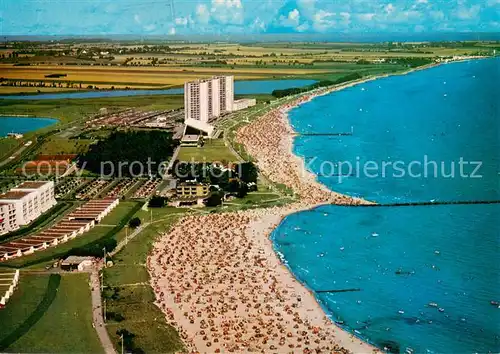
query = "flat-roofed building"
xmin=176 ymin=183 xmax=210 ymax=198
xmin=232 ymin=98 xmax=257 ymax=111
xmin=0 ymin=181 xmax=56 ymax=236
xmin=0 ymin=202 xmax=18 ymax=235
xmin=12 ymin=181 xmax=56 ymax=215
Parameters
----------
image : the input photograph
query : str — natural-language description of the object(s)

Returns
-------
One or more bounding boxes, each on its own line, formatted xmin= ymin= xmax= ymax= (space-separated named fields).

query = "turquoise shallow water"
xmin=0 ymin=117 xmax=58 ymax=137
xmin=272 ymin=58 xmax=500 ymax=353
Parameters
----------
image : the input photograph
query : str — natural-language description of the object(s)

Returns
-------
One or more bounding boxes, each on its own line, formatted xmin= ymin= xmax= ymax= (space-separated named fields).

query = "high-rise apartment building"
xmin=215 ymin=75 xmax=234 ymax=113
xmin=183 ymin=76 xmax=234 ymax=137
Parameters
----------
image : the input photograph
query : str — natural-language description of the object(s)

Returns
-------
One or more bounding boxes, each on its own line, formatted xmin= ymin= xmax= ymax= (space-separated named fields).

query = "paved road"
xmin=0 ymin=142 xmax=30 ymax=168
xmin=90 ymin=268 xmax=116 ymax=354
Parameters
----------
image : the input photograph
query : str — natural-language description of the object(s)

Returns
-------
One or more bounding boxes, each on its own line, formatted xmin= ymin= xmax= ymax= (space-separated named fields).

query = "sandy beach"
xmin=148 ymin=207 xmax=379 ymax=353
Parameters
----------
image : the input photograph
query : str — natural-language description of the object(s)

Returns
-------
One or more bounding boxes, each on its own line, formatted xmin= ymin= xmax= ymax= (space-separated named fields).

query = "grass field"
xmin=38 ymin=136 xmax=94 ymax=155
xmin=103 ymin=207 xmax=187 ymax=353
xmin=177 ymin=139 xmax=239 ymax=162
xmin=0 ymin=201 xmax=140 ymax=269
xmin=0 ymin=273 xmax=102 ymax=353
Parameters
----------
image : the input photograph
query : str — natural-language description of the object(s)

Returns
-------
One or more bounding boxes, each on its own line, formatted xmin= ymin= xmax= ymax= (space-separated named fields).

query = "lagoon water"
xmin=0 ymin=79 xmax=316 ymax=100
xmin=0 ymin=117 xmax=58 ymax=137
xmin=272 ymin=58 xmax=500 ymax=353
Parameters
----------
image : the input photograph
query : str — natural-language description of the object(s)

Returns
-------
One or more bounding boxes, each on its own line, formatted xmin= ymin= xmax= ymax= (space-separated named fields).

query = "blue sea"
xmin=0 ymin=117 xmax=58 ymax=137
xmin=272 ymin=58 xmax=500 ymax=353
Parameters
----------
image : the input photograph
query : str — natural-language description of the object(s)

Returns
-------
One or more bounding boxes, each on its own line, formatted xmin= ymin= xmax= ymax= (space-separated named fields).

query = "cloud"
xmin=249 ymin=17 xmax=266 ymax=32
xmin=168 ymin=27 xmax=176 ymax=35
xmin=211 ymin=0 xmax=244 ymax=25
xmin=384 ymin=3 xmax=395 ymax=15
xmin=134 ymin=14 xmax=141 ymax=24
xmin=455 ymin=4 xmax=480 ymax=20
xmin=416 ymin=0 xmax=428 ymax=3
xmin=196 ymin=4 xmax=210 ymax=24
xmin=487 ymin=0 xmax=500 ymax=6
xmin=312 ymin=10 xmax=336 ymax=32
xmin=279 ymin=8 xmax=301 ymax=27
xmin=430 ymin=10 xmax=445 ymax=20
xmin=358 ymin=13 xmax=375 ymax=21
xmin=175 ymin=17 xmax=188 ymax=26
xmin=296 ymin=22 xmax=310 ymax=32
xmin=340 ymin=12 xmax=351 ymax=21
xmin=296 ymin=0 xmax=316 ymax=20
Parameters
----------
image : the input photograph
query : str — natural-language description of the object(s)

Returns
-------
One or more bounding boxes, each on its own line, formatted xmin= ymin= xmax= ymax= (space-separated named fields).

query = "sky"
xmin=0 ymin=0 xmax=499 ymax=36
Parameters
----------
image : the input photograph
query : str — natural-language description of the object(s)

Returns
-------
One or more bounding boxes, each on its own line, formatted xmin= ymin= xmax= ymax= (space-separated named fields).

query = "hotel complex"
xmin=184 ymin=76 xmax=234 ymax=137
xmin=0 ymin=181 xmax=56 ymax=236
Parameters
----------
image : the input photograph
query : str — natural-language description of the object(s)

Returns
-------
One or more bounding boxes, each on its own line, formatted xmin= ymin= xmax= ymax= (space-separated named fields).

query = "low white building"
xmin=0 ymin=181 xmax=57 ymax=236
xmin=61 ymin=256 xmax=94 ymax=271
xmin=232 ymin=98 xmax=257 ymax=111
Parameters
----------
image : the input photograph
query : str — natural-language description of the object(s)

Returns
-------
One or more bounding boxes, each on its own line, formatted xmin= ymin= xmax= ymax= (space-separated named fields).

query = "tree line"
xmin=271 ymin=73 xmax=363 ymax=98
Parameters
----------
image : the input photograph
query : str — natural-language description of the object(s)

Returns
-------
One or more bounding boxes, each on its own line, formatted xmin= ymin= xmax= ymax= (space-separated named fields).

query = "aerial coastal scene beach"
xmin=0 ymin=0 xmax=499 ymax=353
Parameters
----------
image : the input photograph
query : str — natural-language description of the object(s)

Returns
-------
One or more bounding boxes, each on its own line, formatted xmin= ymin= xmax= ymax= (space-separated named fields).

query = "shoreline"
xmin=146 ymin=60 xmax=483 ymax=353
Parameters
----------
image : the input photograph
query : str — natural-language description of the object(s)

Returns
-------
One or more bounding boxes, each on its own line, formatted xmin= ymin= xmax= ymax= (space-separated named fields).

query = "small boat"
xmin=371 ymin=232 xmax=379 ymax=237
xmin=361 ymin=88 xmax=365 ymax=91
xmin=340 ymin=247 xmax=345 ymax=251
xmin=490 ymin=300 xmax=499 ymax=306
xmin=438 ymin=308 xmax=445 ymax=313
xmin=434 ymin=250 xmax=440 ymax=255
xmin=428 ymin=302 xmax=438 ymax=308
xmin=398 ymin=310 xmax=405 ymax=314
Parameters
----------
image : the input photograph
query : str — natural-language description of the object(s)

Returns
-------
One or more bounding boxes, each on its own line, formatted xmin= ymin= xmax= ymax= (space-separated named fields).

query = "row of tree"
xmin=271 ymin=73 xmax=363 ymax=98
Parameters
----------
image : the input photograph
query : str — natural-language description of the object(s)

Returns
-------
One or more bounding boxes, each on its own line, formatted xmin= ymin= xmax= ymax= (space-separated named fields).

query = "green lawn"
xmin=0 ymin=273 xmax=103 ymax=353
xmin=38 ymin=136 xmax=94 ymax=155
xmin=177 ymin=139 xmax=239 ymax=162
xmin=103 ymin=207 xmax=186 ymax=353
xmin=0 ymin=201 xmax=140 ymax=269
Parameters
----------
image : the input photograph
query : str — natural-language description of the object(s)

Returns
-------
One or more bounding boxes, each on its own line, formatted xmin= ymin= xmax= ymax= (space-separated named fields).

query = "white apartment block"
xmin=184 ymin=76 xmax=234 ymax=137
xmin=0 ymin=181 xmax=57 ymax=236
xmin=215 ymin=75 xmax=234 ymax=113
